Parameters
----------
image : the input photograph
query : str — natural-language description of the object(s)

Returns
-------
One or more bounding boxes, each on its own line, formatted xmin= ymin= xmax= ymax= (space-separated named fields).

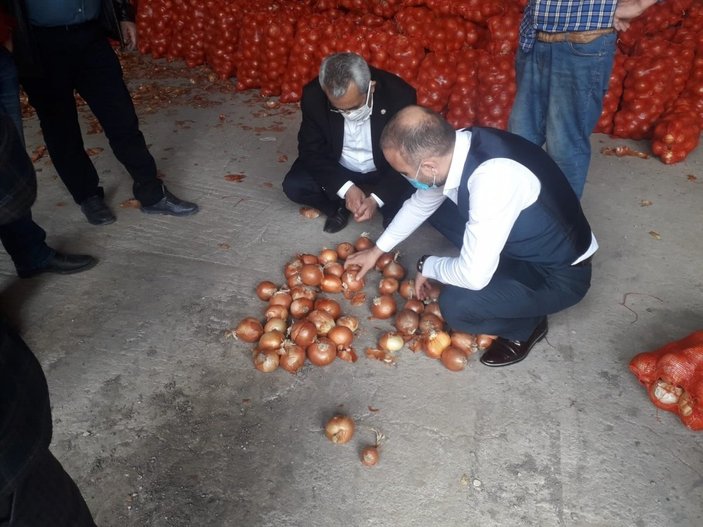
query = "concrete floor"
xmin=1 ymin=54 xmax=702 ymax=527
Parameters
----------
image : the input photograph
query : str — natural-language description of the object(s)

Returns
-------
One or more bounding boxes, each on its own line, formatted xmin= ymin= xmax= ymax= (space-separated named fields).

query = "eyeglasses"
xmin=330 ymin=83 xmax=372 ymax=115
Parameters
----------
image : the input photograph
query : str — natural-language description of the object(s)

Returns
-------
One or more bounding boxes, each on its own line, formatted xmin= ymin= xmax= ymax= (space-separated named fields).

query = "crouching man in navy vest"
xmin=346 ymin=106 xmax=596 ymax=367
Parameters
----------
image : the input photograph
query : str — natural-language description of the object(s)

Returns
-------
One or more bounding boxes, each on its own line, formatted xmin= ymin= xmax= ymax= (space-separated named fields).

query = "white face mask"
xmin=341 ymin=83 xmax=373 ymax=123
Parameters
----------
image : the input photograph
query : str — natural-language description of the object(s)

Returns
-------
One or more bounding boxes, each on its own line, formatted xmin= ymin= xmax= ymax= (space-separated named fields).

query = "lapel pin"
xmin=381 ymin=109 xmax=386 ymax=115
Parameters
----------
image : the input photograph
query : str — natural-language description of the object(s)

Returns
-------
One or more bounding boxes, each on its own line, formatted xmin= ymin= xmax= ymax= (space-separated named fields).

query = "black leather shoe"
xmin=80 ymin=195 xmax=116 ymax=225
xmin=18 ymin=252 xmax=98 ymax=278
xmin=323 ymin=206 xmax=349 ymax=233
xmin=140 ymin=189 xmax=199 ymax=216
xmin=480 ymin=317 xmax=548 ymax=367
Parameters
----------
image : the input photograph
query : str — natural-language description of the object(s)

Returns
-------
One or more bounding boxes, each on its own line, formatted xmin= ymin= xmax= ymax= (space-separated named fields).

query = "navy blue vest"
xmin=457 ymin=127 xmax=592 ymax=267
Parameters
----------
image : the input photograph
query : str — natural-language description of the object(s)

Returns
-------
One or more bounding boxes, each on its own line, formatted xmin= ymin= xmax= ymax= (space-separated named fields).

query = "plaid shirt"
xmin=519 ymin=0 xmax=618 ymax=51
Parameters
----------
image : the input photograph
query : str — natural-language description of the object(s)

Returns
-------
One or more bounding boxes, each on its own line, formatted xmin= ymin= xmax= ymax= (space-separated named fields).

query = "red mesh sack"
xmin=446 ymin=49 xmax=479 ymax=129
xmin=630 ymin=331 xmax=703 ymax=430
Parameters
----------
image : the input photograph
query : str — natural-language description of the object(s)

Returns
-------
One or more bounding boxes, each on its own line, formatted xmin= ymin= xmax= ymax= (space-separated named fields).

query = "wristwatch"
xmin=416 ymin=254 xmax=430 ymax=274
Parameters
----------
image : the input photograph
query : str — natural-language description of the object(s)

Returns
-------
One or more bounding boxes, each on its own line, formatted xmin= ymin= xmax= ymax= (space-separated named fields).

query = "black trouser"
xmin=0 ymin=450 xmax=96 ymax=527
xmin=20 ymin=20 xmax=163 ymax=206
xmin=0 ymin=213 xmax=52 ymax=275
xmin=282 ymin=158 xmax=414 ymax=222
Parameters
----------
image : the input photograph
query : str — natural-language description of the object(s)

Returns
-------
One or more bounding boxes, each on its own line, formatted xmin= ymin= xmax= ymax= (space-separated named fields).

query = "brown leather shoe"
xmin=480 ymin=317 xmax=548 ymax=367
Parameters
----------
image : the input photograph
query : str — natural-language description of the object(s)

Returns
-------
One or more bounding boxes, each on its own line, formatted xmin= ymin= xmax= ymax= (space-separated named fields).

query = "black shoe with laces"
xmin=140 ymin=189 xmax=199 ymax=216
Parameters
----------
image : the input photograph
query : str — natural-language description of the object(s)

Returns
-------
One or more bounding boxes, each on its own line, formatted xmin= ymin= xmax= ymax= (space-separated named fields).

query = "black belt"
xmin=572 ymin=256 xmax=593 ymax=268
xmin=31 ymin=19 xmax=99 ymax=33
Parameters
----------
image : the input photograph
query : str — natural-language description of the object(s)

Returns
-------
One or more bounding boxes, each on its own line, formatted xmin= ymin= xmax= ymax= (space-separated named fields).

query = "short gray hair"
xmin=381 ymin=106 xmax=456 ymax=166
xmin=319 ymin=52 xmax=371 ymax=98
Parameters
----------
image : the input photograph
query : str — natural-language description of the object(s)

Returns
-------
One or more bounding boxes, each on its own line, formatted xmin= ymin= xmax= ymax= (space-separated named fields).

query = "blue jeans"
xmin=508 ymin=34 xmax=616 ymax=198
xmin=0 ymin=47 xmax=24 ymax=145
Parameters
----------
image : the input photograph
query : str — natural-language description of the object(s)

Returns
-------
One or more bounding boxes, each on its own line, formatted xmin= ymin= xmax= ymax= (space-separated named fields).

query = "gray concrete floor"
xmin=2 ymin=54 xmax=702 ymax=527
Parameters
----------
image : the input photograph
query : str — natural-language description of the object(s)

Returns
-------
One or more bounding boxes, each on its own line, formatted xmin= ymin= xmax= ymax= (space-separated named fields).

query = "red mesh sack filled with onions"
xmin=630 ymin=331 xmax=703 ymax=431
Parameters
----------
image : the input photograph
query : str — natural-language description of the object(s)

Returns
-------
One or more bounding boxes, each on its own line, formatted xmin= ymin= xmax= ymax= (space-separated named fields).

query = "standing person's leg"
xmin=0 ymin=214 xmax=97 ymax=278
xmin=74 ymin=27 xmax=162 ymax=205
xmin=543 ymin=35 xmax=617 ymax=198
xmin=508 ymin=46 xmax=550 ymax=150
xmin=0 ymin=48 xmax=24 ymax=145
xmin=75 ymin=28 xmax=198 ymax=216
xmin=20 ymin=28 xmax=104 ymax=207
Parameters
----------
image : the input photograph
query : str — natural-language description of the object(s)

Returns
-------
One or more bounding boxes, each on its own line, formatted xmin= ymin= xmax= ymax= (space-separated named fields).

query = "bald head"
xmin=380 ymin=105 xmax=456 ymax=166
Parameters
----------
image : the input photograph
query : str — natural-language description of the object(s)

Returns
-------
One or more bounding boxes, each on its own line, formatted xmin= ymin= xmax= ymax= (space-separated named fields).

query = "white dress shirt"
xmin=336 ymin=115 xmax=384 ymax=206
xmin=376 ymin=130 xmax=598 ymax=290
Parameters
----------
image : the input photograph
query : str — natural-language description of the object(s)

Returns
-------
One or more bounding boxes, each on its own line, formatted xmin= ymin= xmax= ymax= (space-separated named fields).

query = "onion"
xmin=424 ymin=301 xmax=443 ymax=320
xmin=300 ymin=264 xmax=323 ymax=286
xmin=258 ymin=330 xmax=285 ymax=350
xmin=323 ymin=261 xmax=344 ymax=278
xmin=299 ymin=253 xmax=319 ymax=265
xmin=307 ymin=337 xmax=336 ymax=366
xmin=327 ymin=325 xmax=354 ymax=348
xmin=264 ymin=304 xmax=288 ymax=321
xmin=404 ymin=298 xmax=424 ymax=314
xmin=476 ymin=334 xmax=496 ymax=350
xmin=290 ymin=286 xmax=317 ymax=301
xmin=269 ymin=290 xmax=292 ymax=308
xmin=375 ymin=252 xmax=395 ymax=271
xmin=264 ymin=318 xmax=287 ymax=333
xmin=314 ymin=298 xmax=342 ymax=320
xmin=290 ymin=297 xmax=314 ymax=319
xmin=336 ymin=242 xmax=355 ymax=260
xmin=284 ymin=258 xmax=303 ymax=278
xmin=395 ymin=309 xmax=420 ymax=335
xmin=253 ymin=349 xmax=279 ymax=373
xmin=234 ymin=317 xmax=264 ymax=343
xmin=370 ymin=295 xmax=397 ymax=319
xmin=354 ymin=233 xmax=374 ymax=251
xmin=289 ymin=320 xmax=317 ymax=348
xmin=255 ymin=281 xmax=277 ymax=301
xmin=324 ymin=415 xmax=355 ymax=443
xmin=424 ymin=330 xmax=451 ymax=359
xmin=382 ymin=260 xmax=406 ymax=281
xmin=341 ymin=269 xmax=364 ymax=293
xmin=378 ymin=332 xmax=404 ymax=352
xmin=319 ymin=248 xmax=338 ymax=265
xmin=336 ymin=315 xmax=359 ymax=333
xmin=451 ymin=332 xmax=476 ymax=354
xmin=307 ymin=309 xmax=336 ymax=336
xmin=419 ymin=313 xmax=443 ymax=334
xmin=361 ymin=446 xmax=379 ymax=466
xmin=286 ymin=273 xmax=303 ymax=288
xmin=378 ymin=277 xmax=399 ymax=295
xmin=679 ymin=391 xmax=693 ymax=416
xmin=279 ymin=342 xmax=306 ymax=373
xmin=337 ymin=346 xmax=358 ymax=363
xmin=399 ymin=279 xmax=416 ymax=299
xmin=320 ymin=274 xmax=343 ymax=293
xmin=441 ymin=346 xmax=468 ymax=371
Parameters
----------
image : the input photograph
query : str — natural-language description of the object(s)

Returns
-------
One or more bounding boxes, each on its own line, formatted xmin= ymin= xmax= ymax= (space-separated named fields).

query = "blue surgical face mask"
xmin=406 ymin=161 xmax=436 ymax=190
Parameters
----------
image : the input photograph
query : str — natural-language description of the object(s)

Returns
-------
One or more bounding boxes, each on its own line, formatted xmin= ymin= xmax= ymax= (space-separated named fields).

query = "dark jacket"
xmin=0 ymin=318 xmax=52 ymax=496
xmin=297 ymin=67 xmax=416 ymax=205
xmin=1 ymin=0 xmax=135 ymax=77
xmin=0 ymin=113 xmax=35 ymax=226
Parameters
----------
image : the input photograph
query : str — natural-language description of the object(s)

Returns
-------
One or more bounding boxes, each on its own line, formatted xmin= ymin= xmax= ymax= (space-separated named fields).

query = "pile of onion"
xmin=229 ymin=244 xmax=370 ymax=373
